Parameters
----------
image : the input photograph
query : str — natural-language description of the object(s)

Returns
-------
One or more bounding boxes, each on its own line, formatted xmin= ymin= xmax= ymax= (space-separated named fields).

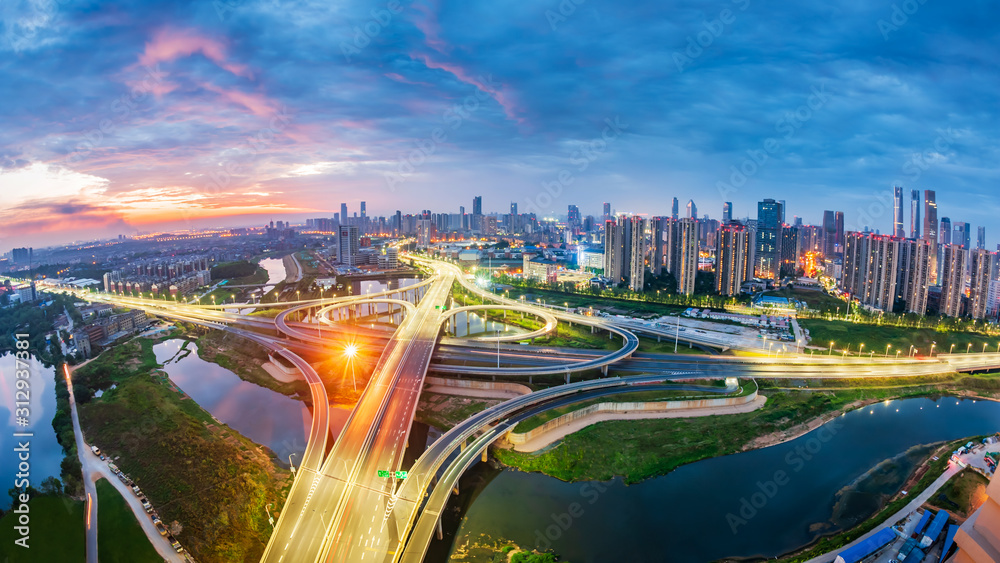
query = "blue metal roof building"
xmin=922 ymin=510 xmax=950 ymax=544
xmin=834 ymin=527 xmax=897 ymax=563
xmin=912 ymin=510 xmax=932 ymax=536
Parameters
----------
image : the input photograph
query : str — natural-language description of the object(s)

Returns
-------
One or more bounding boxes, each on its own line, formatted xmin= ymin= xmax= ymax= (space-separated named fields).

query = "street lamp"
xmin=859 ymin=343 xmax=865 ymax=356
xmin=265 ymin=503 xmax=275 ymax=528
xmin=967 ymin=343 xmax=972 ymax=354
xmin=288 ymin=453 xmax=297 ymax=474
xmin=344 ymin=344 xmax=359 ymax=392
xmin=931 ymin=342 xmax=937 ymax=356
xmin=885 ymin=344 xmax=891 ymax=358
xmin=829 ymin=341 xmax=835 ymax=355
xmin=950 ymin=343 xmax=956 ymax=354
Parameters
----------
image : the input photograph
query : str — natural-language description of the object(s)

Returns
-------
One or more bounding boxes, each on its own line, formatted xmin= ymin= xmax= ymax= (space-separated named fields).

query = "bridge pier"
xmin=436 ymin=516 xmax=443 ymax=540
xmin=601 ymin=365 xmax=608 ymax=376
xmin=657 ymin=334 xmax=661 ymax=342
xmin=482 ymin=449 xmax=488 ymax=463
xmin=565 ymin=372 xmax=571 ymax=384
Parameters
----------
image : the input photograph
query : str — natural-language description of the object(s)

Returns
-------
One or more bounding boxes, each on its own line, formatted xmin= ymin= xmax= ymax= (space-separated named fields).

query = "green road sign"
xmin=377 ymin=470 xmax=391 ymax=478
xmin=377 ymin=470 xmax=408 ymax=479
xmin=395 ymin=471 xmax=408 ymax=479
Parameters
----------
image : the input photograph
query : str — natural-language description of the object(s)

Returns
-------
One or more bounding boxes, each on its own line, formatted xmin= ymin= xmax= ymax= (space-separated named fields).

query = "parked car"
xmin=171 ymin=541 xmax=184 ymax=553
xmin=154 ymin=521 xmax=168 ymax=536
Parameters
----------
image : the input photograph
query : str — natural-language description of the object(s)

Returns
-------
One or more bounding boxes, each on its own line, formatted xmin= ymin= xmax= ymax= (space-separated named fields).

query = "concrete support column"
xmin=481 ymin=449 xmax=488 ymax=463
xmin=436 ymin=517 xmax=443 ymax=540
xmin=565 ymin=372 xmax=571 ymax=384
xmin=601 ymin=365 xmax=608 ymax=376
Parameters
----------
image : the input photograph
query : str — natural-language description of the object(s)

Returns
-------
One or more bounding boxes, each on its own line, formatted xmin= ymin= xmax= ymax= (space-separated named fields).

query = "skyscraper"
xmin=954 ymin=222 xmax=971 ymax=249
xmin=841 ymin=232 xmax=901 ymax=312
xmin=835 ymin=211 xmax=844 ymax=251
xmin=780 ymin=226 xmax=800 ymax=277
xmin=939 ymin=244 xmax=967 ymax=318
xmin=602 ymin=202 xmax=611 ymax=221
xmin=899 ymin=238 xmax=932 ymax=314
xmin=822 ymin=210 xmax=837 ymax=256
xmin=910 ymin=189 xmax=921 ymax=239
xmin=603 ymin=218 xmax=629 ymax=286
xmin=360 ymin=201 xmax=366 ymax=219
xmin=627 ymin=216 xmax=646 ymax=292
xmin=969 ymin=249 xmax=993 ymax=320
xmin=977 ymin=226 xmax=986 ymax=250
xmin=340 ymin=203 xmax=348 ymax=224
xmin=650 ymin=217 xmax=667 ymax=276
xmin=892 ymin=186 xmax=905 ymax=238
xmin=671 ymin=198 xmax=679 ymax=220
xmin=567 ymin=205 xmax=581 ymax=228
xmin=715 ymin=222 xmax=751 ymax=296
xmin=722 ymin=202 xmax=733 ymax=223
xmin=687 ymin=199 xmax=697 ymax=220
xmin=472 ymin=196 xmax=482 ymax=216
xmin=940 ymin=218 xmax=952 ymax=245
xmin=669 ymin=218 xmax=699 ymax=296
xmin=923 ymin=190 xmax=938 ymax=245
xmin=338 ymin=224 xmax=360 ymax=266
xmin=754 ymin=199 xmax=783 ymax=279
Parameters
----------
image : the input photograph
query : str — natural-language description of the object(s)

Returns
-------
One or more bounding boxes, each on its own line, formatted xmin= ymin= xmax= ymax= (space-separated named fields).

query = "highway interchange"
xmin=56 ymin=254 xmax=1000 ymax=563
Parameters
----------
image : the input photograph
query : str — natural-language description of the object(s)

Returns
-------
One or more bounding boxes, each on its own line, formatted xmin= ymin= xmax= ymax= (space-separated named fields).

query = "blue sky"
xmin=1 ymin=0 xmax=997 ymax=248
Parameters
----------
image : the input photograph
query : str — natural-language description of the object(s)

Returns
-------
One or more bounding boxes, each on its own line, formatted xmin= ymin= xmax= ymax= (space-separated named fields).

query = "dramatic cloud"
xmin=1 ymin=0 xmax=998 ymax=249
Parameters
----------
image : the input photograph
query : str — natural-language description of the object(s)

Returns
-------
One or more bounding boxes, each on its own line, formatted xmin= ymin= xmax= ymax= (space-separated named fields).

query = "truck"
xmin=90 ymin=445 xmax=100 ymax=456
xmin=140 ymin=497 xmax=152 ymax=513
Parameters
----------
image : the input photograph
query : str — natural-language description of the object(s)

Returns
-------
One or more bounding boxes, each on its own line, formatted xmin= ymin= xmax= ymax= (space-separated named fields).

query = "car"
xmin=154 ymin=521 xmax=168 ymax=536
xmin=171 ymin=541 xmax=184 ymax=553
xmin=99 ymin=455 xmax=105 ymax=461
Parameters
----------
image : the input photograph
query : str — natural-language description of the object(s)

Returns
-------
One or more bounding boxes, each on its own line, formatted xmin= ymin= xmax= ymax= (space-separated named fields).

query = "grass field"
xmin=96 ymin=478 xmax=161 ymax=563
xmin=763 ymin=286 xmax=845 ymax=314
xmin=511 ymin=383 xmax=737 ymax=433
xmin=77 ymin=339 xmax=291 ymax=563
xmin=802 ymin=319 xmax=999 ymax=356
xmin=0 ymin=495 xmax=85 ymax=562
xmin=928 ymin=467 xmax=991 ymax=517
xmin=415 ymin=392 xmax=502 ymax=430
xmin=494 ymin=382 xmax=977 ymax=484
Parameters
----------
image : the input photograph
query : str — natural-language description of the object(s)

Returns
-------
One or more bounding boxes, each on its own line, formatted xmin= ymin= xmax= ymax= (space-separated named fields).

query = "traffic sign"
xmin=377 ymin=470 xmax=391 ymax=478
xmin=395 ymin=471 xmax=408 ymax=479
xmin=377 ymin=470 xmax=408 ymax=479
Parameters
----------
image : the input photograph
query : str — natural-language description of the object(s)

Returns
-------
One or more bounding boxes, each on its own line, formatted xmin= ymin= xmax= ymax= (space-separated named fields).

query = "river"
xmin=437 ymin=396 xmax=1000 ymax=563
xmin=0 ymin=352 xmax=64 ymax=509
xmin=152 ymin=339 xmax=312 ymax=462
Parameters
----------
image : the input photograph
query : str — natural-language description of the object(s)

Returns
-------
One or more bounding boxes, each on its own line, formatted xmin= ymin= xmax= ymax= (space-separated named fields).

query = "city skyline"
xmin=2 ymin=1 xmax=999 ymax=249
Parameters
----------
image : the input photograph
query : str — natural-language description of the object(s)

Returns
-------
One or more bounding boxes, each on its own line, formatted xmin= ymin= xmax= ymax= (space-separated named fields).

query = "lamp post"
xmin=930 ymin=342 xmax=937 ymax=356
xmin=829 ymin=341 xmax=835 ymax=355
xmin=967 ymin=343 xmax=972 ymax=354
xmin=345 ymin=344 xmax=358 ymax=392
xmin=950 ymin=343 xmax=956 ymax=354
xmin=885 ymin=344 xmax=891 ymax=358
xmin=265 ymin=503 xmax=275 ymax=528
xmin=288 ymin=453 xmax=297 ymax=475
xmin=859 ymin=343 xmax=865 ymax=357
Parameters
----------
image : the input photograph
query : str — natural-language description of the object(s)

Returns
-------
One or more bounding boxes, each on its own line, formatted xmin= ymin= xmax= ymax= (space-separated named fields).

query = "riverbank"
xmin=492 ymin=376 xmax=1000 ymax=484
xmin=74 ymin=338 xmax=292 ymax=563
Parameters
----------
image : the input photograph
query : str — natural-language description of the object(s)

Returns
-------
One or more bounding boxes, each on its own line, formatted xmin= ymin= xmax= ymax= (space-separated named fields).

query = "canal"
xmin=435 ymin=396 xmax=1000 ymax=562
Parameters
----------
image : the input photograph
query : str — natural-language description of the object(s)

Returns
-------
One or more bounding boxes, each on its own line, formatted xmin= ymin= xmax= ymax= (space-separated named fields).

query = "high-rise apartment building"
xmin=650 ymin=217 xmax=667 ymax=276
xmin=669 ymin=218 xmax=700 ymax=296
xmin=898 ymin=238 xmax=932 ymax=314
xmin=841 ymin=233 xmax=902 ymax=312
xmin=940 ymin=218 xmax=953 ymax=245
xmin=780 ymin=226 xmax=800 ymax=277
xmin=715 ymin=222 xmax=751 ymax=296
xmin=602 ymin=202 xmax=611 ymax=221
xmin=978 ymin=226 xmax=986 ymax=250
xmin=951 ymin=472 xmax=1000 ymax=563
xmin=969 ymin=249 xmax=993 ymax=320
xmin=754 ymin=199 xmax=783 ymax=279
xmin=338 ymin=224 xmax=360 ymax=266
xmin=627 ymin=216 xmax=646 ymax=292
xmin=567 ymin=205 xmax=581 ymax=228
xmin=822 ymin=210 xmax=837 ymax=256
xmin=722 ymin=202 xmax=732 ymax=223
xmin=954 ymin=222 xmax=971 ymax=249
xmin=340 ymin=203 xmax=348 ymax=224
xmin=939 ymin=244 xmax=967 ymax=318
xmin=892 ymin=185 xmax=905 ymax=238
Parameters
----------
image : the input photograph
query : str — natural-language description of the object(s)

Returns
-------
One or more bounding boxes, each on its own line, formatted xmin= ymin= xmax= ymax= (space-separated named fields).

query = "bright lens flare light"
xmin=344 ymin=344 xmax=358 ymax=358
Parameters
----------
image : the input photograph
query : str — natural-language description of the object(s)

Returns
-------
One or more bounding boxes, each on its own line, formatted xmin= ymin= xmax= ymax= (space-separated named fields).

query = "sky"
xmin=1 ymin=0 xmax=998 ymax=250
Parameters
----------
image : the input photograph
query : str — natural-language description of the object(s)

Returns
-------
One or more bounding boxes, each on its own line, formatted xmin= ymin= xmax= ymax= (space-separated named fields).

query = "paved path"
xmin=283 ymin=253 xmax=303 ymax=283
xmin=801 ymin=443 xmax=999 ymax=563
xmin=66 ymin=364 xmax=184 ymax=563
xmin=513 ymin=395 xmax=768 ymax=452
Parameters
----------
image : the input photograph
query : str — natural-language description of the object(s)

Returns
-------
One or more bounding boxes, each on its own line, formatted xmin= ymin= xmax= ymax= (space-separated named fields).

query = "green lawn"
xmin=78 ymin=339 xmax=291 ymax=563
xmin=495 ymin=385 xmax=962 ymax=484
xmin=929 ymin=468 xmax=991 ymax=517
xmin=96 ymin=479 xmax=161 ymax=563
xmin=763 ymin=286 xmax=845 ymax=314
xmin=0 ymin=495 xmax=85 ymax=562
xmin=802 ymin=319 xmax=999 ymax=356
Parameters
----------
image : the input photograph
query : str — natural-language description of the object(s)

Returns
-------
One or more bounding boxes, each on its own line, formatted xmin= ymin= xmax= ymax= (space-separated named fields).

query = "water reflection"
xmin=153 ymin=340 xmax=310 ymax=461
xmin=442 ymin=396 xmax=1000 ymax=563
xmin=0 ymin=353 xmax=64 ymax=509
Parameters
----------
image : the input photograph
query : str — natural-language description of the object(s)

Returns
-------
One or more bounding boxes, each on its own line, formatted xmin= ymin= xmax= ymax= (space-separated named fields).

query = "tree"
xmin=40 ymin=476 xmax=62 ymax=495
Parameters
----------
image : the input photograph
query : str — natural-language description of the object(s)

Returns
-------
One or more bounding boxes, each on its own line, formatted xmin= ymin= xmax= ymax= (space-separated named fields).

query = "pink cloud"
xmin=412 ymin=54 xmax=524 ymax=125
xmin=411 ymin=0 xmax=448 ymax=54
xmin=199 ymin=81 xmax=279 ymax=118
xmin=138 ymin=27 xmax=253 ymax=80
